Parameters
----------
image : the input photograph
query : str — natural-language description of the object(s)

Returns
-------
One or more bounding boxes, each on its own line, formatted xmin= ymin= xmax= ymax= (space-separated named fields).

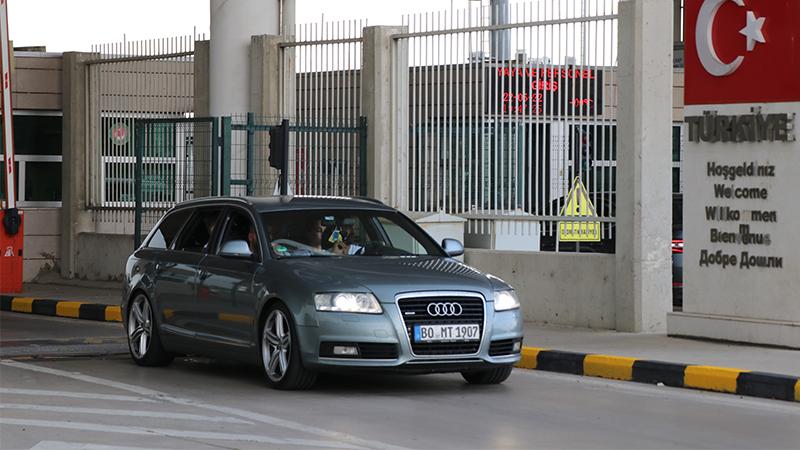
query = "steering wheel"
xmin=354 ymin=241 xmax=383 ymax=256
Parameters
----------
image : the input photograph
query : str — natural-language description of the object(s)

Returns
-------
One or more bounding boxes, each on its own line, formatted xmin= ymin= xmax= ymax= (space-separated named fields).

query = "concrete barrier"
xmin=75 ymin=233 xmax=133 ymax=281
xmin=464 ymin=249 xmax=616 ymax=329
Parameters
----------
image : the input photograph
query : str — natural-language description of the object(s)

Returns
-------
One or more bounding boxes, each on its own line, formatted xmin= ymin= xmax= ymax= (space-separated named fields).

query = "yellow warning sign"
xmin=558 ymin=177 xmax=601 ymax=242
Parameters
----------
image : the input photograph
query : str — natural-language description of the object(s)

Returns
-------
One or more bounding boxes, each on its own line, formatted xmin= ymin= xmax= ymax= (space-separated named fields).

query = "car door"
xmin=197 ymin=207 xmax=263 ymax=348
xmin=155 ymin=206 xmax=224 ymax=339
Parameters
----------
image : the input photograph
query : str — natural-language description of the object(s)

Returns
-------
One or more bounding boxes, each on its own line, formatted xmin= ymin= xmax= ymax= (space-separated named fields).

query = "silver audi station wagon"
xmin=123 ymin=196 xmax=523 ymax=389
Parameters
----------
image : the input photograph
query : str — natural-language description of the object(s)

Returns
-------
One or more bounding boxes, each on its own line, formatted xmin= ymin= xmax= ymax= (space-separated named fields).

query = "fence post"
xmin=362 ymin=26 xmax=408 ymax=207
xmin=358 ymin=116 xmax=368 ymax=196
xmin=246 ymin=112 xmax=255 ymax=195
xmin=134 ymin=123 xmax=144 ymax=249
xmin=221 ymin=116 xmax=232 ymax=195
xmin=211 ymin=117 xmax=220 ymax=196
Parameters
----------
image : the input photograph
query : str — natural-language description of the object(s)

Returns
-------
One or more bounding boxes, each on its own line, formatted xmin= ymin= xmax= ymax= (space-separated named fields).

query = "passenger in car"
xmin=303 ymin=218 xmax=325 ymax=250
xmin=247 ymin=223 xmax=258 ymax=254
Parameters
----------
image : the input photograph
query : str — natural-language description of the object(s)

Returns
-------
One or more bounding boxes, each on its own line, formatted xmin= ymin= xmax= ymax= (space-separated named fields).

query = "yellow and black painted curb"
xmin=516 ymin=347 xmax=800 ymax=403
xmin=2 ymin=295 xmax=797 ymax=403
xmin=1 ymin=295 xmax=122 ymax=322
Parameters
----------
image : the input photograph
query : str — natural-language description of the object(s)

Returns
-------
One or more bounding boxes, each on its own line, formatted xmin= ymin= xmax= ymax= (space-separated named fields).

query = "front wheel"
xmin=260 ymin=303 xmax=317 ymax=390
xmin=461 ymin=366 xmax=513 ymax=385
xmin=127 ymin=294 xmax=173 ymax=367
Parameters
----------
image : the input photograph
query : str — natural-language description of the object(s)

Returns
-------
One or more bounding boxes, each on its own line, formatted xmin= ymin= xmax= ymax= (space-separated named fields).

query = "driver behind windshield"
xmin=329 ymin=216 xmax=364 ymax=255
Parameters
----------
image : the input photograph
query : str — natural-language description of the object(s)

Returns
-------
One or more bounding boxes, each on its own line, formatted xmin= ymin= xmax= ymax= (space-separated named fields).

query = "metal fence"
xmin=280 ymin=19 xmax=368 ymax=197
xmin=87 ymin=34 xmax=199 ymax=234
xmin=133 ymin=117 xmax=218 ymax=240
xmin=228 ymin=114 xmax=367 ymax=198
xmin=131 ymin=114 xmax=367 ymax=245
xmin=397 ymin=0 xmax=618 ymax=243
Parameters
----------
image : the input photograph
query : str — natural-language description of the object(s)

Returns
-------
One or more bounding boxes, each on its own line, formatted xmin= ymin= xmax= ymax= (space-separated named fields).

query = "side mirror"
xmin=219 ymin=240 xmax=254 ymax=259
xmin=441 ymin=238 xmax=464 ymax=257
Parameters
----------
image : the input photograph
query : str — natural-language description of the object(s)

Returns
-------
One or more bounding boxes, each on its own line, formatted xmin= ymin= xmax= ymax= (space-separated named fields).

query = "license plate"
xmin=413 ymin=324 xmax=480 ymax=342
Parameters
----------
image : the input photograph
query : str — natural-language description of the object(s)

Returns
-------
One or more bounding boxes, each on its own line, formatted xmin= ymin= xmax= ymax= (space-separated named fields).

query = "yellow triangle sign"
xmin=558 ymin=177 xmax=601 ymax=242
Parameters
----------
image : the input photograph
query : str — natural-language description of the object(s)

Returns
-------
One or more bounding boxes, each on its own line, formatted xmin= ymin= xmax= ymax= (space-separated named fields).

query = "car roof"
xmin=173 ymin=195 xmax=395 ymax=213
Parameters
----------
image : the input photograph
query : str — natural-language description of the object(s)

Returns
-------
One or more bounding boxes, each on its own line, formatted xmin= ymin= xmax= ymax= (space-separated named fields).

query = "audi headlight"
xmin=314 ymin=293 xmax=383 ymax=314
xmin=494 ymin=290 xmax=520 ymax=311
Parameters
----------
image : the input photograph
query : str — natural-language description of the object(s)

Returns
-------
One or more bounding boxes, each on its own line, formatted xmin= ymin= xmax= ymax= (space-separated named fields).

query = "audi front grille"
xmin=397 ymin=296 xmax=485 ymax=356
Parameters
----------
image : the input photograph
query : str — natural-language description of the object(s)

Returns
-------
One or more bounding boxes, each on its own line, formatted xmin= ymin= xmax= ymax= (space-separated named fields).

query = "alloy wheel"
xmin=128 ymin=295 xmax=152 ymax=359
xmin=263 ymin=309 xmax=291 ymax=382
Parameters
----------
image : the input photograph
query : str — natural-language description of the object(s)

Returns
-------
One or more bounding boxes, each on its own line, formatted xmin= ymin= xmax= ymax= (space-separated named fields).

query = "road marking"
xmin=0 ymin=418 xmax=366 ymax=449
xmin=684 ymin=365 xmax=745 ymax=393
xmin=0 ymin=359 xmax=410 ymax=450
xmin=583 ymin=354 xmax=636 ymax=381
xmin=55 ymin=302 xmax=83 ymax=318
xmin=105 ymin=306 xmax=122 ymax=322
xmin=0 ymin=403 xmax=253 ymax=424
xmin=10 ymin=297 xmax=34 ymax=313
xmin=30 ymin=441 xmax=167 ymax=450
xmin=30 ymin=441 xmax=164 ymax=450
xmin=0 ymin=388 xmax=158 ymax=403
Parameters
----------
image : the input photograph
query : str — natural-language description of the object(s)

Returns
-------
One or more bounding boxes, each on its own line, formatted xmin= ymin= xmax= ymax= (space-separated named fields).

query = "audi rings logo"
xmin=427 ymin=302 xmax=463 ymax=317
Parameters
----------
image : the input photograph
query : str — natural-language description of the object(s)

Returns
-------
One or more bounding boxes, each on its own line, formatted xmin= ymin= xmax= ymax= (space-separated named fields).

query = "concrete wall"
xmin=12 ymin=53 xmax=62 ymax=110
xmin=75 ymin=233 xmax=133 ymax=281
xmin=22 ymin=208 xmax=61 ymax=281
xmin=465 ymin=249 xmax=616 ymax=329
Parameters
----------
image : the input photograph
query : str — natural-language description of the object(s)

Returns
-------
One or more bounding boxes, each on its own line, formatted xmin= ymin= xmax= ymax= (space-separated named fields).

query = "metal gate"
xmin=132 ymin=115 xmax=367 ymax=247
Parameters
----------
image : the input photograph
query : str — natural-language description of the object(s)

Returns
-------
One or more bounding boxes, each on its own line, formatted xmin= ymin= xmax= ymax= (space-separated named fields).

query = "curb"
xmin=516 ymin=347 xmax=800 ymax=403
xmin=3 ymin=296 xmax=797 ymax=403
xmin=0 ymin=295 xmax=121 ymax=322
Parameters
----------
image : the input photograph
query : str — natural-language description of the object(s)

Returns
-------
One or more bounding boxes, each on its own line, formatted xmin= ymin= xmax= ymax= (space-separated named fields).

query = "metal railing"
xmin=228 ymin=114 xmax=367 ymax=198
xmin=280 ymin=19 xmax=368 ymax=198
xmin=397 ymin=0 xmax=618 ymax=244
xmin=87 ymin=34 xmax=200 ymax=234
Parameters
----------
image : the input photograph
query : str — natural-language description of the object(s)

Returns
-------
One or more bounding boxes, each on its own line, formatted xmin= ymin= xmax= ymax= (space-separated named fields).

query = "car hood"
xmin=279 ymin=256 xmax=499 ymax=301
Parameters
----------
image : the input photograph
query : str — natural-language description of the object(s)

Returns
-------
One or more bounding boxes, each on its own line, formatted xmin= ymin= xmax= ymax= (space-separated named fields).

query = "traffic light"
xmin=268 ymin=120 xmax=289 ymax=170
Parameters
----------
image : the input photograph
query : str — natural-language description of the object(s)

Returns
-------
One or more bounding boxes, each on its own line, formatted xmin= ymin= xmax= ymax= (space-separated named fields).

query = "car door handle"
xmin=154 ymin=263 xmax=162 ymax=273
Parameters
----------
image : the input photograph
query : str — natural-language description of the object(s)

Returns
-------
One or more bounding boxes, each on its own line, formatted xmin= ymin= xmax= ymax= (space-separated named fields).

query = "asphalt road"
xmin=1 ymin=313 xmax=799 ymax=450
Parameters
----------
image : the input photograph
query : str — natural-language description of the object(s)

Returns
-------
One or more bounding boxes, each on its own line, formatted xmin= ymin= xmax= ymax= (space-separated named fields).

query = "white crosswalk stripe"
xmin=0 ymin=359 xmax=409 ymax=450
xmin=0 ymin=403 xmax=253 ymax=424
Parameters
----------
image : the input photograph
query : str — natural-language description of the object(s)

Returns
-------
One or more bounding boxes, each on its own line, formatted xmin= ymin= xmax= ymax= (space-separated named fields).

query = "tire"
xmin=260 ymin=302 xmax=317 ymax=390
xmin=461 ymin=366 xmax=513 ymax=385
xmin=127 ymin=293 xmax=173 ymax=367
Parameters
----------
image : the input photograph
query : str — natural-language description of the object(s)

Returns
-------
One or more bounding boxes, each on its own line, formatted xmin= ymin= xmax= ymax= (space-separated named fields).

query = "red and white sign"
xmin=684 ymin=0 xmax=800 ymax=105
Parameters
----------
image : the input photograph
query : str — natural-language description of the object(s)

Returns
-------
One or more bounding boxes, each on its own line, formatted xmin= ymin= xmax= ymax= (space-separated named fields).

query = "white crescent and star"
xmin=695 ymin=0 xmax=766 ymax=77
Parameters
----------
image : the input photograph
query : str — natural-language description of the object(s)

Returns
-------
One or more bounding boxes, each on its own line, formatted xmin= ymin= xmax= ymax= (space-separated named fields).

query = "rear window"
xmin=146 ymin=209 xmax=191 ymax=249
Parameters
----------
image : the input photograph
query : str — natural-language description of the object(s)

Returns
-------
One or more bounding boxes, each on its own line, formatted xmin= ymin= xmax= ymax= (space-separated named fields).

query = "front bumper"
xmin=296 ymin=300 xmax=524 ymax=372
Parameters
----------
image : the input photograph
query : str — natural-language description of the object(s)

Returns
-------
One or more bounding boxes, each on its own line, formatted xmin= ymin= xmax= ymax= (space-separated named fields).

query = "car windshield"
xmin=261 ymin=209 xmax=443 ymax=258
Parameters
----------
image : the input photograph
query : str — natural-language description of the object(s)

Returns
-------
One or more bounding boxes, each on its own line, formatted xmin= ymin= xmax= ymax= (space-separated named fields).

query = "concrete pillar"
xmin=60 ymin=52 xmax=94 ymax=279
xmin=249 ymin=35 xmax=288 ymax=195
xmin=193 ymin=40 xmax=212 ymax=198
xmin=362 ymin=26 xmax=408 ymax=208
xmin=194 ymin=40 xmax=210 ymax=117
xmin=209 ymin=0 xmax=293 ymax=116
xmin=614 ymin=0 xmax=673 ymax=332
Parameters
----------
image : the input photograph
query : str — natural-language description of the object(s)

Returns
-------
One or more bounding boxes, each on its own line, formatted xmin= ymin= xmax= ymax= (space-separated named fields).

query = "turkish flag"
xmin=684 ymin=0 xmax=800 ymax=105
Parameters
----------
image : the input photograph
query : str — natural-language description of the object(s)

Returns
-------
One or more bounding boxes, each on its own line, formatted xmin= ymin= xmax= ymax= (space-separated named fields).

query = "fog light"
xmin=333 ymin=345 xmax=359 ymax=356
xmin=512 ymin=341 xmax=522 ymax=352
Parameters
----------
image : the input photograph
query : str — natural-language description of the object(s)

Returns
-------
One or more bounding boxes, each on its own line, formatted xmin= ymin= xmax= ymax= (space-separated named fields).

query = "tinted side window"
xmin=219 ymin=210 xmax=260 ymax=258
xmin=174 ymin=208 xmax=223 ymax=253
xmin=147 ymin=209 xmax=191 ymax=249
